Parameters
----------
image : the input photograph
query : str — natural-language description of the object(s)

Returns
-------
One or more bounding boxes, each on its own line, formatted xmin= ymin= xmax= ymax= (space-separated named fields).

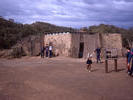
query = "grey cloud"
xmin=116 ymin=0 xmax=133 ymax=2
xmin=0 ymin=0 xmax=133 ymax=28
xmin=125 ymin=0 xmax=133 ymax=2
xmin=0 ymin=0 xmax=22 ymax=16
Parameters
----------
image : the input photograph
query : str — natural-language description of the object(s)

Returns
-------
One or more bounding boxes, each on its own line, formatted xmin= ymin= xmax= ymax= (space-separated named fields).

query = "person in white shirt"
xmin=49 ymin=45 xmax=53 ymax=58
xmin=86 ymin=53 xmax=93 ymax=72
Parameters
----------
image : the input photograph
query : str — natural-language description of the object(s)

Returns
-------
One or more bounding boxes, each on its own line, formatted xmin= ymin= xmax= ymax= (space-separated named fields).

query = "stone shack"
xmin=16 ymin=35 xmax=42 ymax=57
xmin=44 ymin=32 xmax=122 ymax=58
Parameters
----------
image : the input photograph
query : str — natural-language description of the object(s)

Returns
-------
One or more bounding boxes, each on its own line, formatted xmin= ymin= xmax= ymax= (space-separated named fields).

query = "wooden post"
xmin=105 ymin=59 xmax=108 ymax=73
xmin=114 ymin=59 xmax=117 ymax=72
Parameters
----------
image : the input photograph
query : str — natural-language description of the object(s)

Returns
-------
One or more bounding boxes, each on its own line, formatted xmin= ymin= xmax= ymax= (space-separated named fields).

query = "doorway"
xmin=78 ymin=42 xmax=84 ymax=58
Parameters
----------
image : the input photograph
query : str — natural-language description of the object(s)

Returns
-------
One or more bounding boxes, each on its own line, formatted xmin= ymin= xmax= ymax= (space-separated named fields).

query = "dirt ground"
xmin=0 ymin=56 xmax=133 ymax=100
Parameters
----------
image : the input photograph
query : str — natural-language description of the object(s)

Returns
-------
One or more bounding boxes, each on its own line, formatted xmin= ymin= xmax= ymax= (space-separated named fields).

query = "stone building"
xmin=0 ymin=32 xmax=122 ymax=58
xmin=44 ymin=32 xmax=122 ymax=58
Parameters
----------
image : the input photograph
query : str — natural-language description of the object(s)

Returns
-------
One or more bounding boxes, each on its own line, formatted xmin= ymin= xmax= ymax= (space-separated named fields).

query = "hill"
xmin=0 ymin=17 xmax=76 ymax=49
xmin=0 ymin=17 xmax=133 ymax=50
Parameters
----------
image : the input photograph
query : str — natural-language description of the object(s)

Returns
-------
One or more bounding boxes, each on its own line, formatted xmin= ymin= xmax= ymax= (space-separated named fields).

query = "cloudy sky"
xmin=0 ymin=0 xmax=133 ymax=28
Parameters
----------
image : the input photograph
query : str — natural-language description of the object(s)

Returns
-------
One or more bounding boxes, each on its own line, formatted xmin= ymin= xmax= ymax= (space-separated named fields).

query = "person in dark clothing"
xmin=127 ymin=48 xmax=133 ymax=76
xmin=40 ymin=46 xmax=45 ymax=58
xmin=126 ymin=47 xmax=131 ymax=72
xmin=45 ymin=45 xmax=49 ymax=57
xmin=95 ymin=47 xmax=101 ymax=63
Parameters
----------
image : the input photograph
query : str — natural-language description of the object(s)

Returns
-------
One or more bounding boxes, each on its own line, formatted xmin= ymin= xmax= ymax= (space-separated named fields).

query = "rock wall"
xmin=0 ymin=35 xmax=42 ymax=58
xmin=21 ymin=35 xmax=41 ymax=56
xmin=44 ymin=32 xmax=123 ymax=58
xmin=0 ymin=32 xmax=123 ymax=58
xmin=71 ymin=33 xmax=80 ymax=58
xmin=71 ymin=33 xmax=100 ymax=58
xmin=83 ymin=34 xmax=99 ymax=59
xmin=44 ymin=32 xmax=72 ymax=56
xmin=101 ymin=33 xmax=122 ymax=56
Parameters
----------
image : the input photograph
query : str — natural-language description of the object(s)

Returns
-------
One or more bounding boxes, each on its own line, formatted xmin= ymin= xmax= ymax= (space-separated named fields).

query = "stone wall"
xmin=20 ymin=35 xmax=41 ymax=56
xmin=44 ymin=32 xmax=72 ymax=56
xmin=71 ymin=33 xmax=80 ymax=58
xmin=44 ymin=32 xmax=123 ymax=58
xmin=0 ymin=35 xmax=42 ymax=58
xmin=101 ymin=33 xmax=122 ymax=56
xmin=70 ymin=33 xmax=99 ymax=58
xmin=101 ymin=34 xmax=122 ymax=48
xmin=83 ymin=34 xmax=99 ymax=59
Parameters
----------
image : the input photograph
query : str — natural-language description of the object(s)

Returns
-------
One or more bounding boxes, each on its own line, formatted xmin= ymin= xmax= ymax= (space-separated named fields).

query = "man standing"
xmin=40 ymin=46 xmax=45 ymax=58
xmin=95 ymin=47 xmax=101 ymax=63
xmin=45 ymin=44 xmax=49 ymax=57
xmin=128 ymin=48 xmax=133 ymax=76
xmin=49 ymin=45 xmax=53 ymax=58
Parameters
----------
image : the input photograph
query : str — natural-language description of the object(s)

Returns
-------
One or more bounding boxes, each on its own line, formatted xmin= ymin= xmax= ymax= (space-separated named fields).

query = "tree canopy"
xmin=0 ymin=17 xmax=76 ymax=49
xmin=0 ymin=17 xmax=133 ymax=49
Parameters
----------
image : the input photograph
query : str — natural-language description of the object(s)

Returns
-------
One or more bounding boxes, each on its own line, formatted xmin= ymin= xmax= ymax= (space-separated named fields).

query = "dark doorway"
xmin=31 ymin=40 xmax=35 ymax=56
xmin=78 ymin=42 xmax=84 ymax=58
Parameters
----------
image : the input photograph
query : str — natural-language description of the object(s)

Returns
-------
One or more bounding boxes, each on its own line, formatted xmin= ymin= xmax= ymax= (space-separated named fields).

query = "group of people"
xmin=86 ymin=46 xmax=133 ymax=77
xmin=86 ymin=47 xmax=101 ymax=72
xmin=40 ymin=44 xmax=53 ymax=58
xmin=126 ymin=47 xmax=133 ymax=76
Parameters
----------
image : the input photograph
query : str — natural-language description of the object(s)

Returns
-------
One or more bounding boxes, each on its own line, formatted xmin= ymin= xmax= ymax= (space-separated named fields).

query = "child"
xmin=86 ymin=53 xmax=93 ymax=72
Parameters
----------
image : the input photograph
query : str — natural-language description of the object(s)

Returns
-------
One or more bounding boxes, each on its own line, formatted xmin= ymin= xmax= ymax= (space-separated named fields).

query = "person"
xmin=86 ymin=53 xmax=93 ymax=72
xmin=40 ymin=46 xmax=45 ymax=58
xmin=49 ymin=45 xmax=53 ymax=58
xmin=95 ymin=47 xmax=101 ymax=63
xmin=127 ymin=48 xmax=133 ymax=76
xmin=45 ymin=44 xmax=49 ymax=57
xmin=126 ymin=47 xmax=131 ymax=72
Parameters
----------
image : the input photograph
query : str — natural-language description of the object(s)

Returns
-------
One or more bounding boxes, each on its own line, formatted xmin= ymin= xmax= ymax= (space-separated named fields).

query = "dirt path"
xmin=0 ymin=57 xmax=133 ymax=100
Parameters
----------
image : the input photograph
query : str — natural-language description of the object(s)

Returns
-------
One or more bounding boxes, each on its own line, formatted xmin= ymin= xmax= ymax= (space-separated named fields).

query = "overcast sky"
xmin=0 ymin=0 xmax=133 ymax=28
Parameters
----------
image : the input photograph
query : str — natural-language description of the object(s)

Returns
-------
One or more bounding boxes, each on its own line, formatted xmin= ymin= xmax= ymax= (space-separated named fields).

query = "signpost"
xmin=105 ymin=48 xmax=118 ymax=73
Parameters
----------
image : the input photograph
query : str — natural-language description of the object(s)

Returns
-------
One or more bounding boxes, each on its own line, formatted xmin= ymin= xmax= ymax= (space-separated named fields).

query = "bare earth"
xmin=0 ymin=56 xmax=133 ymax=100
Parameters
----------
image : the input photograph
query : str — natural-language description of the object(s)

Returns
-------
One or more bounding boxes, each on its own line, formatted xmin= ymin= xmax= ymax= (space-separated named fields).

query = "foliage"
xmin=0 ymin=17 xmax=76 ymax=49
xmin=0 ymin=17 xmax=133 ymax=49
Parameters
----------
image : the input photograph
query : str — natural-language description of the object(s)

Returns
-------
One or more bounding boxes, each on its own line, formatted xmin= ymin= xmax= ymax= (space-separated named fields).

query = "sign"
xmin=105 ymin=48 xmax=118 ymax=59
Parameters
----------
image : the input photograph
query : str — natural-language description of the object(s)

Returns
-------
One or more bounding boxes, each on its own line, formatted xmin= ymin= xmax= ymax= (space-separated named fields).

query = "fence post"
xmin=105 ymin=59 xmax=108 ymax=73
xmin=114 ymin=59 xmax=117 ymax=72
